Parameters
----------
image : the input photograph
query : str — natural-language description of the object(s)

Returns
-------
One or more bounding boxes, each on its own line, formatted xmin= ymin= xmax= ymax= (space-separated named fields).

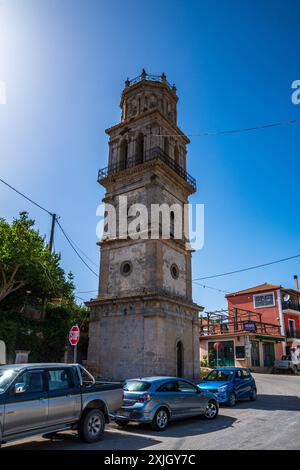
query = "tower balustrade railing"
xmin=98 ymin=146 xmax=196 ymax=190
xmin=125 ymin=71 xmax=174 ymax=90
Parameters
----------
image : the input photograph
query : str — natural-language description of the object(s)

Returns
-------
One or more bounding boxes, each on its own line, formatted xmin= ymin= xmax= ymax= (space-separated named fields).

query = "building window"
xmin=136 ymin=133 xmax=144 ymax=165
xmin=170 ymin=263 xmax=179 ymax=279
xmin=170 ymin=212 xmax=175 ymax=238
xmin=120 ymin=140 xmax=128 ymax=170
xmin=208 ymin=340 xmax=235 ymax=367
xmin=288 ymin=319 xmax=296 ymax=338
xmin=235 ymin=346 xmax=245 ymax=359
xmin=253 ymin=292 xmax=275 ymax=309
xmin=120 ymin=261 xmax=133 ymax=277
xmin=164 ymin=136 xmax=169 ymax=155
xmin=174 ymin=144 xmax=179 ymax=167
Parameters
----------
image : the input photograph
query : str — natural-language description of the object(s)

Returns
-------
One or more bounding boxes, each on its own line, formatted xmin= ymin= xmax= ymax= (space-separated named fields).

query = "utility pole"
xmin=42 ymin=213 xmax=56 ymax=319
xmin=49 ymin=213 xmax=56 ymax=253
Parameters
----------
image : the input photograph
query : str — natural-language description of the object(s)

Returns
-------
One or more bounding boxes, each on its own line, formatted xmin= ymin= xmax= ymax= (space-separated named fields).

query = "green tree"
xmin=0 ymin=212 xmax=74 ymax=308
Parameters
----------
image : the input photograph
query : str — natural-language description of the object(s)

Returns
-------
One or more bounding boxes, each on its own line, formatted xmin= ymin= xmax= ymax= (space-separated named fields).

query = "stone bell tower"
xmin=87 ymin=70 xmax=203 ymax=380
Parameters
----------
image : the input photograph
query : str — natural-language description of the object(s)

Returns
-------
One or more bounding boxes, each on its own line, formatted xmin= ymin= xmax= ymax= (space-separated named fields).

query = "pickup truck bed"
xmin=274 ymin=357 xmax=300 ymax=374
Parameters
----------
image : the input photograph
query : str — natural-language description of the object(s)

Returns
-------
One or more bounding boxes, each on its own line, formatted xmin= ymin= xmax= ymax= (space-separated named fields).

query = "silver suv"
xmin=0 ymin=363 xmax=123 ymax=446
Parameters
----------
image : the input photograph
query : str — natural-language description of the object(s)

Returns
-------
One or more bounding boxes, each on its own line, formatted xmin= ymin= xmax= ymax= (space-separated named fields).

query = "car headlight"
xmin=218 ymin=385 xmax=228 ymax=393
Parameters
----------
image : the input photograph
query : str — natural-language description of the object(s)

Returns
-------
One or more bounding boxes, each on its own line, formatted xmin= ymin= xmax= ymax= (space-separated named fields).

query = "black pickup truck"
xmin=0 ymin=363 xmax=123 ymax=446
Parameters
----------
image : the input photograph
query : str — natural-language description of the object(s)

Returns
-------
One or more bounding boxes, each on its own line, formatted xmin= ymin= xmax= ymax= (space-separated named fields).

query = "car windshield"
xmin=205 ymin=370 xmax=234 ymax=382
xmin=0 ymin=368 xmax=19 ymax=394
xmin=123 ymin=380 xmax=151 ymax=392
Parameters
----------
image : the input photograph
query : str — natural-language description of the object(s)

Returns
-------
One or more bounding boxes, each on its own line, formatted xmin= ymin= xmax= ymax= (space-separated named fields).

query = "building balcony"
xmin=282 ymin=300 xmax=300 ymax=312
xmin=98 ymin=146 xmax=196 ymax=191
xmin=199 ymin=319 xmax=282 ymax=338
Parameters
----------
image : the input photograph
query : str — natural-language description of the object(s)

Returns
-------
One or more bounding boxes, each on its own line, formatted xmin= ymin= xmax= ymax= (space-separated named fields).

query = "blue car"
xmin=198 ymin=367 xmax=257 ymax=406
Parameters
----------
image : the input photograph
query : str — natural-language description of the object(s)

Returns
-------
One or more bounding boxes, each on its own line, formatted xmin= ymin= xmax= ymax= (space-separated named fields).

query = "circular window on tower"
xmin=170 ymin=263 xmax=179 ymax=279
xmin=120 ymin=261 xmax=133 ymax=277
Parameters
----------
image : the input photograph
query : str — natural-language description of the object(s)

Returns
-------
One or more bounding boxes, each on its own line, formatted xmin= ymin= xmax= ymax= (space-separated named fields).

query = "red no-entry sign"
xmin=69 ymin=324 xmax=80 ymax=347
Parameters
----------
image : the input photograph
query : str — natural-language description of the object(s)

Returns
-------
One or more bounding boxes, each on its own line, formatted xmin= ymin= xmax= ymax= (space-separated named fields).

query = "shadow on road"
xmin=1 ymin=429 xmax=161 ymax=451
xmin=2 ymin=414 xmax=237 ymax=450
xmin=236 ymin=394 xmax=300 ymax=412
xmin=116 ymin=413 xmax=237 ymax=439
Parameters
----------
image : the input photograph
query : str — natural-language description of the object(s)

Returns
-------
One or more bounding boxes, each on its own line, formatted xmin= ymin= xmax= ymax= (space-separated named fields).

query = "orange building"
xmin=199 ymin=276 xmax=300 ymax=372
xmin=227 ymin=276 xmax=300 ymax=361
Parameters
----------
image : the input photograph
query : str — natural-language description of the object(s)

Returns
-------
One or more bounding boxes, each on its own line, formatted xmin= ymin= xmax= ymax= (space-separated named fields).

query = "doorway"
xmin=251 ymin=340 xmax=260 ymax=367
xmin=176 ymin=341 xmax=184 ymax=377
xmin=263 ymin=342 xmax=275 ymax=367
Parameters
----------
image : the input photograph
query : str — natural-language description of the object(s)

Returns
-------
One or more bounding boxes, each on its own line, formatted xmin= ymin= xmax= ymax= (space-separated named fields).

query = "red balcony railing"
xmin=199 ymin=319 xmax=281 ymax=337
xmin=200 ymin=307 xmax=283 ymax=338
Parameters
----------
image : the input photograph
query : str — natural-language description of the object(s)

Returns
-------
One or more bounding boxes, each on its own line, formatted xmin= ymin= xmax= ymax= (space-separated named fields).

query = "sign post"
xmin=69 ymin=324 xmax=80 ymax=363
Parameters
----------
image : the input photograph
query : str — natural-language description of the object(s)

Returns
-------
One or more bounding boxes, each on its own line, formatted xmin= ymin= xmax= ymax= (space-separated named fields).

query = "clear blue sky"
xmin=0 ymin=0 xmax=299 ymax=310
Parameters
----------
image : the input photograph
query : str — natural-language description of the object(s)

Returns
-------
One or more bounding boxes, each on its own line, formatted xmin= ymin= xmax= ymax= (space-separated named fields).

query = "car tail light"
xmin=138 ymin=393 xmax=151 ymax=403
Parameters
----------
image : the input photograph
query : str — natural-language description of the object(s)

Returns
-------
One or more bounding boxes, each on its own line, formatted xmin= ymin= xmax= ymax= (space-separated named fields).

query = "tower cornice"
xmin=120 ymin=78 xmax=179 ymax=109
xmin=86 ymin=291 xmax=203 ymax=314
xmin=105 ymin=108 xmax=190 ymax=145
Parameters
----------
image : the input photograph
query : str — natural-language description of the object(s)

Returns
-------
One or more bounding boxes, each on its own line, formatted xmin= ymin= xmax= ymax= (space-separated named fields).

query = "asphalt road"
xmin=2 ymin=374 xmax=300 ymax=450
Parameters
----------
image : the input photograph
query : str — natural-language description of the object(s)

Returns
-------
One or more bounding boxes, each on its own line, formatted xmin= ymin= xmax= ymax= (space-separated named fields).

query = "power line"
xmin=192 ymin=281 xmax=229 ymax=294
xmin=193 ymin=253 xmax=300 ymax=281
xmin=61 ymin=230 xmax=99 ymax=268
xmin=0 ymin=177 xmax=99 ymax=278
xmin=56 ymin=219 xmax=99 ymax=278
xmin=76 ymin=289 xmax=98 ymax=294
xmin=75 ymin=295 xmax=87 ymax=302
xmin=0 ymin=177 xmax=53 ymax=216
xmin=154 ymin=117 xmax=300 ymax=138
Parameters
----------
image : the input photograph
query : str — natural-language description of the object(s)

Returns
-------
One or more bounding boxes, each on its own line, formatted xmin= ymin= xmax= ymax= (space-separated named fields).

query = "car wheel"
xmin=228 ymin=392 xmax=236 ymax=407
xmin=151 ymin=408 xmax=169 ymax=431
xmin=203 ymin=400 xmax=218 ymax=420
xmin=78 ymin=408 xmax=105 ymax=443
xmin=115 ymin=419 xmax=129 ymax=427
xmin=250 ymin=388 xmax=257 ymax=401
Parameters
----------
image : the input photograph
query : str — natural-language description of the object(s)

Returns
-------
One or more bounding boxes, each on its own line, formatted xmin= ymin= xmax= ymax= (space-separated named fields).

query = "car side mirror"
xmin=15 ymin=383 xmax=27 ymax=394
xmin=196 ymin=387 xmax=201 ymax=394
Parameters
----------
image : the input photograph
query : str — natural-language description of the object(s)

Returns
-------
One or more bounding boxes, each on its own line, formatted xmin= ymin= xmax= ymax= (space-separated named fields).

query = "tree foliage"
xmin=0 ymin=303 xmax=89 ymax=362
xmin=0 ymin=212 xmax=90 ymax=363
xmin=0 ymin=212 xmax=74 ymax=308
